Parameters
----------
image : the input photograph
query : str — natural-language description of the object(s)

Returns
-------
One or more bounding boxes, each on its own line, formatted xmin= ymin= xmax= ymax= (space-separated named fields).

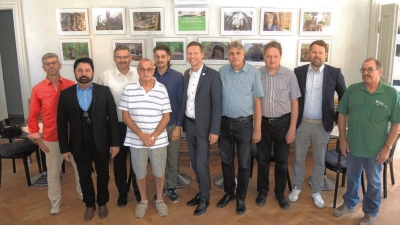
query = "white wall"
xmin=21 ymin=0 xmax=372 ymax=88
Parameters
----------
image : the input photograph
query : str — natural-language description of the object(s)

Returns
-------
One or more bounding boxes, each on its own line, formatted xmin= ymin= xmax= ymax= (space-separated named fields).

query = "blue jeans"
xmin=343 ymin=154 xmax=383 ymax=217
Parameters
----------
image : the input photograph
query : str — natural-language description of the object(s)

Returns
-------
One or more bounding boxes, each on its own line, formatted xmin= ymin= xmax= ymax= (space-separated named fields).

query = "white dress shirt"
xmin=185 ymin=64 xmax=204 ymax=119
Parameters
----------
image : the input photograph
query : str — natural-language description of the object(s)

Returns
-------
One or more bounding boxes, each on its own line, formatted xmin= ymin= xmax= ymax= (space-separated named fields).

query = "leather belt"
xmin=222 ymin=115 xmax=252 ymax=121
xmin=263 ymin=113 xmax=290 ymax=123
xmin=302 ymin=118 xmax=322 ymax=124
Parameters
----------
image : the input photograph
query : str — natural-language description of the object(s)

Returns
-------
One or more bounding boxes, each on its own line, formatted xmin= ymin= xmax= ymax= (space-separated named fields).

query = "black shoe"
xmin=216 ymin=193 xmax=236 ymax=208
xmin=194 ymin=200 xmax=209 ymax=216
xmin=117 ymin=193 xmax=128 ymax=207
xmin=167 ymin=188 xmax=179 ymax=203
xmin=276 ymin=194 xmax=290 ymax=210
xmin=255 ymin=191 xmax=267 ymax=206
xmin=187 ymin=193 xmax=201 ymax=206
xmin=236 ymin=198 xmax=246 ymax=215
xmin=134 ymin=189 xmax=141 ymax=202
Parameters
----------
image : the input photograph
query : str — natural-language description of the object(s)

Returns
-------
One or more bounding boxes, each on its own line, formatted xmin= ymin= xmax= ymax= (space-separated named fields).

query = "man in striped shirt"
xmin=119 ymin=58 xmax=171 ymax=218
xmin=256 ymin=41 xmax=301 ymax=210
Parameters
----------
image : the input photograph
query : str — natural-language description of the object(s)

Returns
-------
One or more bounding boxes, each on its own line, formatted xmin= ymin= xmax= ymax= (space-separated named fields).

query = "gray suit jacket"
xmin=182 ymin=65 xmax=222 ymax=139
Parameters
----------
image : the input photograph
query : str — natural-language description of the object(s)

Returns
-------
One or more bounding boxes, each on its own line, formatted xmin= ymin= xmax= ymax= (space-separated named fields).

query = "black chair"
xmin=382 ymin=132 xmax=400 ymax=198
xmin=325 ymin=139 xmax=365 ymax=208
xmin=250 ymin=143 xmax=292 ymax=192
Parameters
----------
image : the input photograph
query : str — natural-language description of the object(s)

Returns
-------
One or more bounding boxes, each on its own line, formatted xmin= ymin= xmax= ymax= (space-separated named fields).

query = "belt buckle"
xmin=269 ymin=118 xmax=274 ymax=123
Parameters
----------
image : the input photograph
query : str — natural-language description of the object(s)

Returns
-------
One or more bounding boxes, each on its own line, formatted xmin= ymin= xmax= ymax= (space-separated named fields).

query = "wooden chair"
xmin=382 ymin=132 xmax=400 ymax=198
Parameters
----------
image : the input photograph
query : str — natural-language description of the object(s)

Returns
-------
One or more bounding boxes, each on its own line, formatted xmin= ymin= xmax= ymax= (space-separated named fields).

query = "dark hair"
xmin=153 ymin=44 xmax=171 ymax=67
xmin=264 ymin=40 xmax=282 ymax=56
xmin=363 ymin=58 xmax=383 ymax=69
xmin=211 ymin=45 xmax=224 ymax=58
xmin=74 ymin=57 xmax=94 ymax=72
xmin=114 ymin=44 xmax=130 ymax=55
xmin=309 ymin=40 xmax=329 ymax=53
xmin=187 ymin=41 xmax=204 ymax=53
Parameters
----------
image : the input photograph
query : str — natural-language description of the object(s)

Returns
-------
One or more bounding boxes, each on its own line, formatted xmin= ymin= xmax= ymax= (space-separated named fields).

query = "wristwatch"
xmin=384 ymin=143 xmax=392 ymax=150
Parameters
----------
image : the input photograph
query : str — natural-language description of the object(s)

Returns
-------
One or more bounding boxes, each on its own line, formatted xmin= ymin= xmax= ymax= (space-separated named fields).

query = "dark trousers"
xmin=218 ymin=116 xmax=253 ymax=199
xmin=256 ymin=114 xmax=290 ymax=195
xmin=74 ymin=139 xmax=110 ymax=207
xmin=114 ymin=122 xmax=138 ymax=194
xmin=185 ymin=117 xmax=211 ymax=200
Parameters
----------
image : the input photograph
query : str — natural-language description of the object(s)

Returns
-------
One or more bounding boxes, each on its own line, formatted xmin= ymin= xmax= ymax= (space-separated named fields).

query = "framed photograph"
xmin=92 ymin=7 xmax=126 ymax=35
xmin=174 ymin=0 xmax=210 ymax=5
xmin=129 ymin=8 xmax=164 ymax=35
xmin=299 ymin=8 xmax=333 ymax=36
xmin=260 ymin=8 xmax=295 ymax=36
xmin=153 ymin=38 xmax=186 ymax=65
xmin=59 ymin=39 xmax=91 ymax=64
xmin=199 ymin=37 xmax=231 ymax=65
xmin=242 ymin=40 xmax=272 ymax=66
xmin=297 ymin=39 xmax=332 ymax=66
xmin=221 ymin=8 xmax=256 ymax=36
xmin=55 ymin=8 xmax=89 ymax=35
xmin=112 ymin=40 xmax=145 ymax=65
xmin=174 ymin=8 xmax=209 ymax=34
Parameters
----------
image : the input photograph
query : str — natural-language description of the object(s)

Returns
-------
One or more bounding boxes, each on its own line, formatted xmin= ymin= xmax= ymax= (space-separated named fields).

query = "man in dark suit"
xmin=289 ymin=40 xmax=346 ymax=209
xmin=183 ymin=41 xmax=222 ymax=216
xmin=57 ymin=57 xmax=120 ymax=221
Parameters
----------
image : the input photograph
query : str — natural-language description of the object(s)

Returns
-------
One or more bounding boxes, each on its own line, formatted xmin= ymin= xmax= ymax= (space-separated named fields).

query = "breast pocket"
xmin=370 ymin=105 xmax=389 ymax=122
xmin=276 ymin=88 xmax=289 ymax=103
xmin=239 ymin=81 xmax=253 ymax=95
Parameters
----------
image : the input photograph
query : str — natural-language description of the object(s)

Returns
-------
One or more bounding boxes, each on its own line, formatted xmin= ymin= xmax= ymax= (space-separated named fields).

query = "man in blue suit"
xmin=289 ymin=40 xmax=346 ymax=208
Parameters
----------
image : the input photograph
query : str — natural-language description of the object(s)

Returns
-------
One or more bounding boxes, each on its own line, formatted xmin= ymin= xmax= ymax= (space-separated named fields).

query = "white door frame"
xmin=0 ymin=54 xmax=8 ymax=120
xmin=0 ymin=0 xmax=30 ymax=120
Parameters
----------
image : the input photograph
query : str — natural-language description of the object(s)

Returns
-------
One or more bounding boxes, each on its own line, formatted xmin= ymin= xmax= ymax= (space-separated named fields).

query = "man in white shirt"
xmin=97 ymin=45 xmax=140 ymax=207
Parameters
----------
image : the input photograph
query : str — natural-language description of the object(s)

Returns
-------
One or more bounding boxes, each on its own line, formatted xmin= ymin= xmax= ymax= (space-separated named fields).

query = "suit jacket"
xmin=182 ymin=65 xmax=222 ymax=139
xmin=294 ymin=64 xmax=346 ymax=132
xmin=57 ymin=83 xmax=120 ymax=155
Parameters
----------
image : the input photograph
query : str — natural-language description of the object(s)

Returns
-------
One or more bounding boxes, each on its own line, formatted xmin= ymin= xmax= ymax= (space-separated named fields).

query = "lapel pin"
xmin=202 ymin=73 xmax=205 ymax=76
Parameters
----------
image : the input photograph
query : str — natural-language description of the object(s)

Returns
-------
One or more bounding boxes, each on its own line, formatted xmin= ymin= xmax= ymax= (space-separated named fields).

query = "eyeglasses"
xmin=83 ymin=111 xmax=91 ymax=124
xmin=43 ymin=61 xmax=59 ymax=67
xmin=114 ymin=56 xmax=131 ymax=60
xmin=359 ymin=68 xmax=379 ymax=73
xmin=138 ymin=68 xmax=155 ymax=73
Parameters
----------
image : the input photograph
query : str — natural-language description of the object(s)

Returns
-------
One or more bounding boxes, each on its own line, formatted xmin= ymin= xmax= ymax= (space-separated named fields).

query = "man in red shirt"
xmin=28 ymin=53 xmax=82 ymax=215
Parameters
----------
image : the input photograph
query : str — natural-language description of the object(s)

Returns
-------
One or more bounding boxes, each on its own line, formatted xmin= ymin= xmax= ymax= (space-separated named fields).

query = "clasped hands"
xmin=140 ymin=133 xmax=156 ymax=147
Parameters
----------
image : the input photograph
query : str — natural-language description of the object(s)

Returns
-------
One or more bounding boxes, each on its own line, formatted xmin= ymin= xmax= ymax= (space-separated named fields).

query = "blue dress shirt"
xmin=76 ymin=83 xmax=93 ymax=111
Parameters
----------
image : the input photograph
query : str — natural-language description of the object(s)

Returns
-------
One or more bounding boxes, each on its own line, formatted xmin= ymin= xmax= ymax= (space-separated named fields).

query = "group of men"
xmin=27 ymin=39 xmax=399 ymax=225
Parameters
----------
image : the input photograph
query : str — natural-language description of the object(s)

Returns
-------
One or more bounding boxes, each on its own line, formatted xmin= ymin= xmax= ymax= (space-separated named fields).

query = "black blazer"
xmin=294 ymin=64 xmax=346 ymax=132
xmin=182 ymin=65 xmax=222 ymax=139
xmin=57 ymin=83 xmax=120 ymax=155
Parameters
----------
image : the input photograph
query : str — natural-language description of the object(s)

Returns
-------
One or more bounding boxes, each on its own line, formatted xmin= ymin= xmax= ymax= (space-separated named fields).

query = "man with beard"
xmin=289 ymin=40 xmax=346 ymax=208
xmin=97 ymin=45 xmax=140 ymax=207
xmin=28 ymin=53 xmax=82 ymax=215
xmin=153 ymin=44 xmax=184 ymax=203
xmin=57 ymin=57 xmax=120 ymax=221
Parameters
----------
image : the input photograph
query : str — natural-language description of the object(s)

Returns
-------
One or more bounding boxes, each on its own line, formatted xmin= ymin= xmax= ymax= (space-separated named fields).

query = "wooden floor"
xmin=0 ymin=150 xmax=400 ymax=225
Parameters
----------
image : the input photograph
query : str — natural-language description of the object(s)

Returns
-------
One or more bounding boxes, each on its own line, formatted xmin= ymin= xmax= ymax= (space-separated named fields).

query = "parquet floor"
xmin=0 ymin=150 xmax=399 ymax=225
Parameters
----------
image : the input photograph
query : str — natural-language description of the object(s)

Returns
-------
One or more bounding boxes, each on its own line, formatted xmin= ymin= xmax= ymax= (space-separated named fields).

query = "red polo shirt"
xmin=28 ymin=76 xmax=75 ymax=142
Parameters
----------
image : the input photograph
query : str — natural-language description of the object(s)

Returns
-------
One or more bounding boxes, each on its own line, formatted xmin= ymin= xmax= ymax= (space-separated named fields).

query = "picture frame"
xmin=199 ymin=37 xmax=231 ymax=65
xmin=242 ymin=39 xmax=273 ymax=66
xmin=297 ymin=39 xmax=332 ymax=66
xmin=260 ymin=8 xmax=295 ymax=36
xmin=59 ymin=39 xmax=91 ymax=64
xmin=55 ymin=8 xmax=89 ymax=36
xmin=299 ymin=8 xmax=333 ymax=36
xmin=112 ymin=40 xmax=145 ymax=65
xmin=153 ymin=38 xmax=186 ymax=65
xmin=174 ymin=0 xmax=210 ymax=5
xmin=129 ymin=8 xmax=164 ymax=35
xmin=92 ymin=7 xmax=126 ymax=35
xmin=174 ymin=8 xmax=209 ymax=35
xmin=221 ymin=8 xmax=256 ymax=36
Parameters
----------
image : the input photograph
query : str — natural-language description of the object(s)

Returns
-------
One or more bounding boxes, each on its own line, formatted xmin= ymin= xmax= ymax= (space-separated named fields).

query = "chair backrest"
xmin=386 ymin=132 xmax=400 ymax=164
xmin=0 ymin=118 xmax=11 ymax=135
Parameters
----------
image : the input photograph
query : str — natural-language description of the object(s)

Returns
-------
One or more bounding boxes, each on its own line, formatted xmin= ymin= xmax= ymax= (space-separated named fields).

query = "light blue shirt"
xmin=76 ymin=84 xmax=93 ymax=111
xmin=219 ymin=63 xmax=264 ymax=118
xmin=303 ymin=64 xmax=324 ymax=119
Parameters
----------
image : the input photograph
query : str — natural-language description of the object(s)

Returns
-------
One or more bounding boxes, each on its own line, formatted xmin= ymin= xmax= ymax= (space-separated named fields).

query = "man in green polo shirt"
xmin=333 ymin=58 xmax=400 ymax=225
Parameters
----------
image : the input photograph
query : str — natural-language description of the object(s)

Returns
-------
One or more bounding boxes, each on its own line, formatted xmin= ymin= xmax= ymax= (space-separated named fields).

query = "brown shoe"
xmin=99 ymin=205 xmax=108 ymax=219
xmin=84 ymin=207 xmax=96 ymax=221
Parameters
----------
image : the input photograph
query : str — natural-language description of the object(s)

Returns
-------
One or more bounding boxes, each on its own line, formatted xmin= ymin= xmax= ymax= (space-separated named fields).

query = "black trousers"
xmin=256 ymin=113 xmax=290 ymax=195
xmin=74 ymin=139 xmax=110 ymax=207
xmin=218 ymin=116 xmax=253 ymax=199
xmin=114 ymin=122 xmax=138 ymax=194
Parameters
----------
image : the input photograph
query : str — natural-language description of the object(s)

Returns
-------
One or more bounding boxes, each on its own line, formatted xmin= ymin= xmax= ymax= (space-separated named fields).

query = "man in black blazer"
xmin=289 ymin=40 xmax=346 ymax=209
xmin=183 ymin=41 xmax=222 ymax=216
xmin=57 ymin=57 xmax=120 ymax=221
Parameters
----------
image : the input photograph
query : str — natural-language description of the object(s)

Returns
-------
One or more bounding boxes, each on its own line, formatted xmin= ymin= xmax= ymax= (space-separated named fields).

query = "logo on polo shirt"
xmin=376 ymin=100 xmax=387 ymax=108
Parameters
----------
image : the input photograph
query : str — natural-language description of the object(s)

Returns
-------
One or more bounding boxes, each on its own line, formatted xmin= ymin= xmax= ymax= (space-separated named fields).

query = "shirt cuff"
xmin=27 ymin=132 xmax=41 ymax=140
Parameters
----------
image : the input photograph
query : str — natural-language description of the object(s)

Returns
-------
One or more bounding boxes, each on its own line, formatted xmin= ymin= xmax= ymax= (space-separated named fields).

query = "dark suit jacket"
xmin=57 ymin=83 xmax=120 ymax=155
xmin=182 ymin=65 xmax=222 ymax=139
xmin=295 ymin=64 xmax=346 ymax=132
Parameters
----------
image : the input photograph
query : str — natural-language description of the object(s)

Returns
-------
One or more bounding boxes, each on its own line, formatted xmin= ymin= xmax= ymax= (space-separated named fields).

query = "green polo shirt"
xmin=336 ymin=82 xmax=400 ymax=158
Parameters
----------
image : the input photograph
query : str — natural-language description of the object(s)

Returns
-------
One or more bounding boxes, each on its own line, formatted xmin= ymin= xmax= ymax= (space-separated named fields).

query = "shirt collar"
xmin=229 ymin=62 xmax=249 ymax=73
xmin=155 ymin=67 xmax=172 ymax=76
xmin=115 ymin=67 xmax=132 ymax=77
xmin=260 ymin=65 xmax=282 ymax=76
xmin=360 ymin=81 xmax=385 ymax=94
xmin=307 ymin=63 xmax=325 ymax=73
xmin=190 ymin=64 xmax=204 ymax=75
xmin=77 ymin=83 xmax=93 ymax=91
xmin=45 ymin=76 xmax=65 ymax=85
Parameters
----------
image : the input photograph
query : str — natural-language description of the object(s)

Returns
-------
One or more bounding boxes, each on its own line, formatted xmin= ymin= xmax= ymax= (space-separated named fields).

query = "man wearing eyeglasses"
xmin=119 ymin=58 xmax=171 ymax=218
xmin=57 ymin=57 xmax=120 ymax=221
xmin=97 ymin=45 xmax=140 ymax=207
xmin=28 ymin=53 xmax=82 ymax=215
xmin=333 ymin=58 xmax=400 ymax=225
xmin=289 ymin=40 xmax=346 ymax=209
